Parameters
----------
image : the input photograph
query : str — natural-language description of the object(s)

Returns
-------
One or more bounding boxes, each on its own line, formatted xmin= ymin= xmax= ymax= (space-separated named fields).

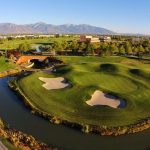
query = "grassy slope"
xmin=17 ymin=56 xmax=150 ymax=127
xmin=0 ymin=57 xmax=16 ymax=72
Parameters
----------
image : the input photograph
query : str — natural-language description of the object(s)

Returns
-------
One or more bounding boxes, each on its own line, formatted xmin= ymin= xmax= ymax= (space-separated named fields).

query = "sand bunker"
xmin=39 ymin=77 xmax=70 ymax=90
xmin=86 ymin=90 xmax=121 ymax=109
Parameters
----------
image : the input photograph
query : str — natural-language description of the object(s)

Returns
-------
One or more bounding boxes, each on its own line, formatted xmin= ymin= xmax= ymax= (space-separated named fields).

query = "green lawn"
xmin=0 ymin=57 xmax=16 ymax=72
xmin=0 ymin=37 xmax=77 ymax=50
xmin=17 ymin=56 xmax=150 ymax=127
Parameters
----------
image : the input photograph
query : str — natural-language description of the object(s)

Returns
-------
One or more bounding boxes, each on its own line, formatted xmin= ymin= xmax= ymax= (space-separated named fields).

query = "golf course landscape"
xmin=13 ymin=56 xmax=150 ymax=135
xmin=0 ymin=57 xmax=15 ymax=72
xmin=1 ymin=0 xmax=150 ymax=149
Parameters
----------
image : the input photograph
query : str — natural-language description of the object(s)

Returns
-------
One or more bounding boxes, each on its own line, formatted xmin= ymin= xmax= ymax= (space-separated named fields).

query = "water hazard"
xmin=0 ymin=77 xmax=150 ymax=150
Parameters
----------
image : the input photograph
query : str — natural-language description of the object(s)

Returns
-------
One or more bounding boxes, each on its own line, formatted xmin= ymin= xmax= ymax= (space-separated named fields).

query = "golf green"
xmin=17 ymin=56 xmax=150 ymax=127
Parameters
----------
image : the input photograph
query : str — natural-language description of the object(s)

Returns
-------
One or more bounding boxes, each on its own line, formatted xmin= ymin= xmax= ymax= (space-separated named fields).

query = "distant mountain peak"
xmin=35 ymin=22 xmax=47 ymax=25
xmin=62 ymin=23 xmax=75 ymax=26
xmin=0 ymin=22 xmax=115 ymax=34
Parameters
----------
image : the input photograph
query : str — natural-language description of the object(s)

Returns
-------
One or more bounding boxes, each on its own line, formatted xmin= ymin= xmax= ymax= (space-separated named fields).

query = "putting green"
xmin=17 ymin=56 xmax=150 ymax=127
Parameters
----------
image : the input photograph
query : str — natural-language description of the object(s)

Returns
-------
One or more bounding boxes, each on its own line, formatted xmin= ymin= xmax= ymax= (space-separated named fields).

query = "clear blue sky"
xmin=0 ymin=0 xmax=150 ymax=34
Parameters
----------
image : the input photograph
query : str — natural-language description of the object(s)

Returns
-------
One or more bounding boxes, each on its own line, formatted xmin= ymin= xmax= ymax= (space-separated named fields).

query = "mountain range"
xmin=0 ymin=22 xmax=115 ymax=34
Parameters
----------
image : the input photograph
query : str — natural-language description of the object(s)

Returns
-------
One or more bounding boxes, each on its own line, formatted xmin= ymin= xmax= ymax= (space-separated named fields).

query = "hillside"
xmin=0 ymin=22 xmax=114 ymax=34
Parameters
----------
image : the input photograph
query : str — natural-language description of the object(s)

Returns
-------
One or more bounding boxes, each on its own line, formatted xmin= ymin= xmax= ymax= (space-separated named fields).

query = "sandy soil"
xmin=86 ymin=90 xmax=120 ymax=108
xmin=39 ymin=77 xmax=70 ymax=90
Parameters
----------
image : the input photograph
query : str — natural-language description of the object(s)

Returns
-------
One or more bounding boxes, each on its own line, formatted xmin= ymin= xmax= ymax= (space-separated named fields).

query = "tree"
xmin=70 ymin=41 xmax=79 ymax=54
xmin=124 ymin=42 xmax=132 ymax=55
xmin=79 ymin=42 xmax=86 ymax=52
xmin=142 ymin=40 xmax=150 ymax=48
xmin=119 ymin=45 xmax=125 ymax=55
xmin=62 ymin=40 xmax=68 ymax=50
xmin=99 ymin=43 xmax=108 ymax=56
xmin=45 ymin=45 xmax=55 ymax=55
xmin=46 ymin=45 xmax=53 ymax=51
xmin=85 ymin=43 xmax=96 ymax=55
xmin=145 ymin=47 xmax=150 ymax=54
xmin=138 ymin=45 xmax=145 ymax=53
xmin=109 ymin=44 xmax=119 ymax=55
xmin=52 ymin=41 xmax=62 ymax=51
xmin=62 ymin=40 xmax=68 ymax=55
xmin=137 ymin=45 xmax=145 ymax=60
xmin=18 ymin=43 xmax=31 ymax=52
xmin=132 ymin=47 xmax=138 ymax=55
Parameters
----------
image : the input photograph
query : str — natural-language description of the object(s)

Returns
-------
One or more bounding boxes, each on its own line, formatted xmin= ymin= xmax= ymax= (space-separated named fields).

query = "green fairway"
xmin=17 ymin=56 xmax=150 ymax=127
xmin=0 ymin=57 xmax=16 ymax=72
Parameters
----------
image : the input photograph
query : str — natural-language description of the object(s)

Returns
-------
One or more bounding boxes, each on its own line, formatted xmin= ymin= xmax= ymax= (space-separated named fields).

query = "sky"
xmin=0 ymin=0 xmax=150 ymax=34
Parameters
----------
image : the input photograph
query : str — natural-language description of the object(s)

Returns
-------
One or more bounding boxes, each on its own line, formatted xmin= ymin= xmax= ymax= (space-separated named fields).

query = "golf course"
xmin=13 ymin=56 xmax=150 ymax=134
xmin=0 ymin=57 xmax=15 ymax=72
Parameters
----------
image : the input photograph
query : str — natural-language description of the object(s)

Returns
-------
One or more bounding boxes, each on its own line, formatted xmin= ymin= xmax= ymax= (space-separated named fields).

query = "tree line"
xmin=17 ymin=39 xmax=150 ymax=57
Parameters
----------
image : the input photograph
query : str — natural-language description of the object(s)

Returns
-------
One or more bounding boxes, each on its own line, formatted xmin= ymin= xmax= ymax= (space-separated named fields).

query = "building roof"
xmin=16 ymin=55 xmax=49 ymax=65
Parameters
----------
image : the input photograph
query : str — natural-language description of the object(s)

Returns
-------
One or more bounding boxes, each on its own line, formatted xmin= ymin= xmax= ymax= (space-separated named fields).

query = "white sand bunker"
xmin=39 ymin=77 xmax=70 ymax=90
xmin=86 ymin=90 xmax=121 ymax=109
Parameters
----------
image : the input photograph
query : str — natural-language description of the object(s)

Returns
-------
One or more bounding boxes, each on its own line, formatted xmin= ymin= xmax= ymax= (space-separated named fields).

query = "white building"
xmin=38 ymin=35 xmax=51 ymax=38
xmin=80 ymin=35 xmax=100 ymax=43
xmin=0 ymin=36 xmax=7 ymax=39
xmin=99 ymin=36 xmax=111 ymax=42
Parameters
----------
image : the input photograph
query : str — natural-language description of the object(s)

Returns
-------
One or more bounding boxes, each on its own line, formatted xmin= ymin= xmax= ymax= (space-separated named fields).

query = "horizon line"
xmin=0 ymin=22 xmax=149 ymax=36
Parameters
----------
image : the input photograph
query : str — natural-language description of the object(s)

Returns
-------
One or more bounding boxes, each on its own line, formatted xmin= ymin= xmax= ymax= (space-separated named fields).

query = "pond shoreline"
xmin=0 ymin=70 xmax=59 ymax=150
xmin=8 ymin=76 xmax=150 ymax=136
xmin=0 ymin=118 xmax=56 ymax=150
xmin=0 ymin=69 xmax=21 ymax=78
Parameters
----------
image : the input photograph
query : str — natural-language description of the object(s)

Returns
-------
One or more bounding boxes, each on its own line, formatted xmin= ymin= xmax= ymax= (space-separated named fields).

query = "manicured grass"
xmin=0 ymin=57 xmax=16 ymax=72
xmin=0 ymin=37 xmax=77 ymax=50
xmin=17 ymin=56 xmax=150 ymax=127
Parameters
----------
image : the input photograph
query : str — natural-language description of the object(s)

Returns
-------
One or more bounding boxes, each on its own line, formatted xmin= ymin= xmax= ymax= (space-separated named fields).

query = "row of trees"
xmin=18 ymin=43 xmax=31 ymax=51
xmin=98 ymin=42 xmax=150 ymax=56
xmin=39 ymin=40 xmax=150 ymax=56
xmin=38 ymin=41 xmax=98 ymax=55
xmin=17 ymin=40 xmax=150 ymax=56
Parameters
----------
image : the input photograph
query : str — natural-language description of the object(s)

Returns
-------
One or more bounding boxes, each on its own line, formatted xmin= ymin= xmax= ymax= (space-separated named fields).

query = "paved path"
xmin=0 ymin=141 xmax=8 ymax=150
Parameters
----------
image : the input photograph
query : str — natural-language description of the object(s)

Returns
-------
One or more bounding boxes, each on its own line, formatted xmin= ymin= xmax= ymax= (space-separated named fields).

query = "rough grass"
xmin=0 ymin=57 xmax=16 ymax=72
xmin=17 ymin=56 xmax=150 ymax=127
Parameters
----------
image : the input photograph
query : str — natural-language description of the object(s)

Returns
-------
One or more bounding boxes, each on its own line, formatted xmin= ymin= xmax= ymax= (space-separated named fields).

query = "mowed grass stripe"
xmin=17 ymin=56 xmax=150 ymax=127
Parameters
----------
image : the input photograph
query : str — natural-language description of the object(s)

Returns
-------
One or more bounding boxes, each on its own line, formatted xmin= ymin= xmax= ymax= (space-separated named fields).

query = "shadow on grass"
xmin=54 ymin=65 xmax=72 ymax=76
xmin=35 ymin=42 xmax=53 ymax=45
xmin=129 ymin=69 xmax=150 ymax=80
xmin=99 ymin=63 xmax=118 ymax=73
